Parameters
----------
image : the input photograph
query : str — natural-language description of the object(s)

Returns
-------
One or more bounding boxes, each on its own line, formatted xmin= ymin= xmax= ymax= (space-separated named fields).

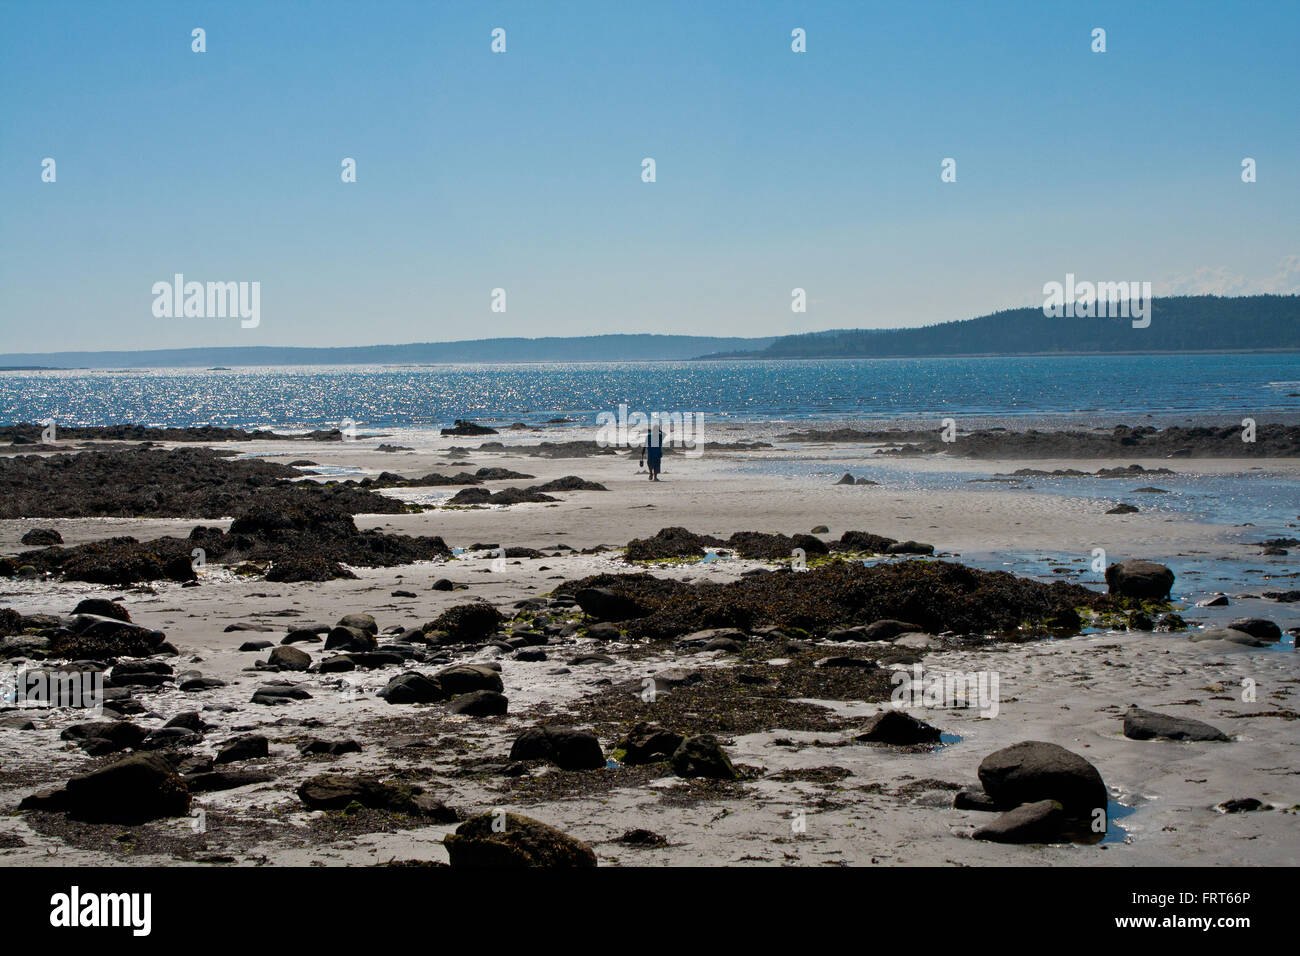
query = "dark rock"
xmin=298 ymin=738 xmax=362 ymax=756
xmin=1122 ymin=706 xmax=1230 ymax=742
xmin=443 ymin=812 xmax=596 ymax=867
xmin=575 ymin=587 xmax=645 ymax=622
xmin=184 ymin=770 xmax=274 ymax=793
xmin=854 ymin=710 xmax=941 ymax=744
xmin=70 ymin=598 xmax=129 ymax=621
xmin=239 ymin=640 xmax=274 ymax=651
xmin=323 ymin=625 xmax=377 ymax=652
xmin=448 ymin=690 xmax=509 ymax=716
xmin=1227 ymin=618 xmax=1282 ymax=643
xmin=62 ymin=754 xmax=191 ymax=824
xmin=972 ymin=799 xmax=1068 ymax=843
xmin=214 ymin=734 xmax=269 ymax=764
xmin=1105 ymin=560 xmax=1175 ymax=600
xmin=509 ymin=726 xmax=604 ymax=770
xmin=269 ymin=645 xmax=311 ymax=670
xmin=21 ymin=528 xmax=63 ymax=546
xmin=377 ymin=671 xmax=445 ymax=704
xmin=251 ymin=683 xmax=312 ymax=704
xmin=435 ymin=664 xmax=503 ymax=696
xmin=670 ymin=734 xmax=738 ymax=780
xmin=1219 ymin=797 xmax=1267 ymax=813
xmin=977 ymin=740 xmax=1107 ymax=817
xmin=618 ymin=722 xmax=683 ymax=765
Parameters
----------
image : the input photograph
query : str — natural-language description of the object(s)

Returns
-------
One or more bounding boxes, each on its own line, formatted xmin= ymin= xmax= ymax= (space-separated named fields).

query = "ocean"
xmin=3 ymin=353 xmax=1299 ymax=432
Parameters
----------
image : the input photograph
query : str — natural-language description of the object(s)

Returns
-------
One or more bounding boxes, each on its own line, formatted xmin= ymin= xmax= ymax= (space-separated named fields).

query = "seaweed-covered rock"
xmin=21 ymin=528 xmax=62 ymax=546
xmin=509 ymin=726 xmax=604 ymax=769
xmin=443 ymin=812 xmax=596 ymax=867
xmin=670 ymin=734 xmax=738 ymax=780
xmin=425 ymin=603 xmax=502 ymax=643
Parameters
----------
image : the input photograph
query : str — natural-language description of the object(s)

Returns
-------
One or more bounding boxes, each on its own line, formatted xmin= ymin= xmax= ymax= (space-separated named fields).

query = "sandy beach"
xmin=1 ymin=430 xmax=1296 ymax=867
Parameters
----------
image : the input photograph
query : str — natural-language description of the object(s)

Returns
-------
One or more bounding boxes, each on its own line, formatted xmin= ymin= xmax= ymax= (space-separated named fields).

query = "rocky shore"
xmin=0 ymin=428 xmax=1297 ymax=867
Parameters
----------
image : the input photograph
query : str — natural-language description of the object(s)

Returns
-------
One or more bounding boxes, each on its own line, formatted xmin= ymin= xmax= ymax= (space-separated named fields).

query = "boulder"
xmin=443 ymin=812 xmax=596 ymax=867
xmin=670 ymin=734 xmax=738 ymax=780
xmin=214 ymin=734 xmax=269 ymax=764
xmin=323 ymin=625 xmax=377 ymax=652
xmin=855 ymin=710 xmax=942 ymax=745
xmin=377 ymin=672 xmax=444 ymax=704
xmin=509 ymin=726 xmax=604 ymax=770
xmin=70 ymin=598 xmax=128 ymax=621
xmin=574 ymin=587 xmax=644 ymax=622
xmin=21 ymin=528 xmax=63 ymax=546
xmin=337 ymin=613 xmax=378 ymax=635
xmin=62 ymin=754 xmax=191 ymax=824
xmin=977 ymin=740 xmax=1107 ymax=817
xmin=972 ymin=800 xmax=1068 ymax=843
xmin=448 ymin=690 xmax=509 ymax=716
xmin=1105 ymin=560 xmax=1174 ymax=600
xmin=617 ymin=722 xmax=683 ymax=765
xmin=435 ymin=663 xmax=503 ymax=696
xmin=1226 ymin=618 xmax=1282 ymax=643
xmin=268 ymin=645 xmax=311 ymax=671
xmin=1122 ymin=706 xmax=1230 ymax=742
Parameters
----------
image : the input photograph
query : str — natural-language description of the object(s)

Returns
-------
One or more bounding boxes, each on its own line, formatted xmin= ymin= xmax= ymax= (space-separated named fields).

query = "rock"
xmin=70 ymin=598 xmax=129 ymax=621
xmin=574 ymin=587 xmax=644 ymax=622
xmin=835 ymin=473 xmax=856 ymax=485
xmin=1105 ymin=560 xmax=1174 ymax=600
xmin=239 ymin=640 xmax=274 ymax=652
xmin=443 ymin=812 xmax=596 ymax=867
xmin=298 ymin=738 xmax=362 ymax=756
xmin=448 ymin=690 xmax=508 ymax=716
xmin=568 ymin=653 xmax=613 ymax=666
xmin=1123 ymin=706 xmax=1230 ymax=742
xmin=509 ymin=726 xmax=604 ymax=770
xmin=431 ymin=578 xmax=455 ymax=591
xmin=619 ymin=828 xmax=668 ymax=847
xmin=1226 ymin=618 xmax=1282 ymax=643
xmin=251 ymin=682 xmax=312 ymax=704
xmin=377 ymin=672 xmax=445 ymax=704
xmin=1188 ymin=627 xmax=1272 ymax=647
xmin=185 ymin=770 xmax=274 ymax=793
xmin=1106 ymin=504 xmax=1139 ymax=515
xmin=953 ymin=789 xmax=1001 ymax=812
xmin=894 ymin=632 xmax=940 ymax=650
xmin=214 ymin=734 xmax=269 ymax=764
xmin=297 ymin=774 xmax=405 ymax=811
xmin=859 ymin=619 xmax=921 ymax=642
xmin=436 ymin=663 xmax=504 ymax=696
xmin=21 ymin=528 xmax=63 ymax=546
xmin=282 ymin=628 xmax=324 ymax=644
xmin=440 ymin=420 xmax=499 ymax=436
xmin=162 ymin=711 xmax=207 ymax=732
xmin=854 ymin=710 xmax=941 ymax=744
xmin=977 ymin=741 xmax=1107 ymax=817
xmin=1196 ymin=595 xmax=1230 ymax=607
xmin=268 ymin=645 xmax=311 ymax=670
xmin=323 ymin=625 xmax=377 ymax=652
xmin=1219 ymin=797 xmax=1267 ymax=813
xmin=514 ymin=648 xmax=547 ymax=662
xmin=670 ymin=734 xmax=738 ymax=780
xmin=181 ymin=676 xmax=227 ymax=691
xmin=618 ymin=722 xmax=683 ymax=765
xmin=814 ymin=656 xmax=879 ymax=669
xmin=586 ymin=622 xmax=622 ymax=640
xmin=887 ymin=540 xmax=935 ymax=555
xmin=62 ymin=754 xmax=191 ymax=824
xmin=60 ymin=721 xmax=147 ymax=754
xmin=138 ymin=727 xmax=201 ymax=750
xmin=426 ymin=602 xmax=502 ymax=642
xmin=810 ymin=525 xmax=829 ymax=534
xmin=972 ymin=800 xmax=1068 ymax=843
xmin=337 ymin=613 xmax=378 ymax=635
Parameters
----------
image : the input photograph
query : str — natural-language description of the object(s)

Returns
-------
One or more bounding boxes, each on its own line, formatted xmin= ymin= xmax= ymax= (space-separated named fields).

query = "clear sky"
xmin=2 ymin=0 xmax=1297 ymax=353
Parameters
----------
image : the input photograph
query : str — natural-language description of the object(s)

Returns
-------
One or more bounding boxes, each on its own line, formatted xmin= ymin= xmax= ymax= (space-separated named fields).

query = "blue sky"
xmin=2 ymin=0 xmax=1297 ymax=353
